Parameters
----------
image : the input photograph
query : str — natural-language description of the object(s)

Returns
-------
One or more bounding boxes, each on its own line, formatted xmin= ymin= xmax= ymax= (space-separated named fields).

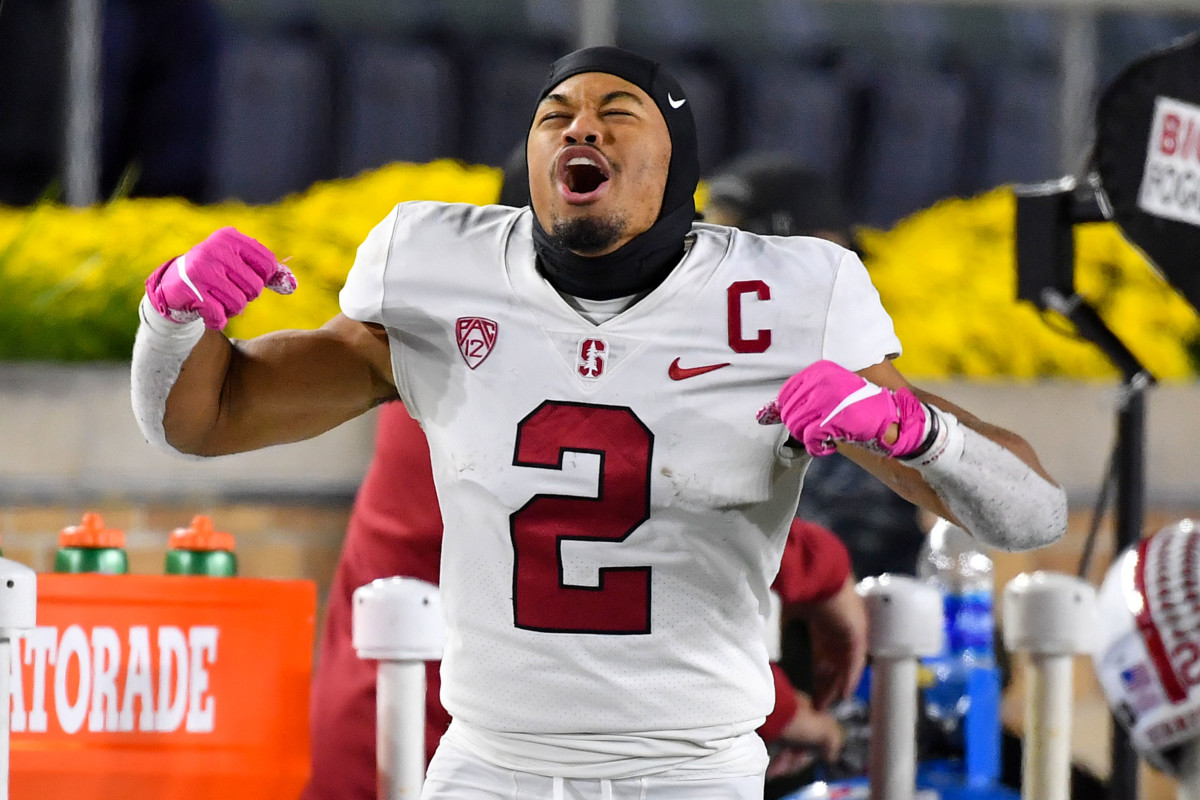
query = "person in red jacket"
xmin=302 ymin=401 xmax=448 ymax=800
xmin=301 ymin=399 xmax=865 ymax=799
xmin=764 ymin=518 xmax=864 ymax=783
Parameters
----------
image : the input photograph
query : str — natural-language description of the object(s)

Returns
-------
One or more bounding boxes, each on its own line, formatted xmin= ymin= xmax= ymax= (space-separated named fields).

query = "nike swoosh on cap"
xmin=667 ymin=92 xmax=686 ymax=109
xmin=668 ymin=358 xmax=730 ymax=380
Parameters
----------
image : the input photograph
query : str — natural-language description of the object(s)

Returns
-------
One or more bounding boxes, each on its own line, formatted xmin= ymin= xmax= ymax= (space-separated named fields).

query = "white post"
xmin=870 ymin=656 xmax=920 ymax=800
xmin=0 ymin=559 xmax=38 ymax=800
xmin=64 ymin=0 xmax=104 ymax=206
xmin=1057 ymin=7 xmax=1099 ymax=178
xmin=857 ymin=575 xmax=944 ymax=800
xmin=353 ymin=578 xmax=444 ymax=800
xmin=0 ymin=639 xmax=8 ymax=800
xmin=1002 ymin=572 xmax=1097 ymax=800
xmin=376 ymin=661 xmax=428 ymax=793
xmin=576 ymin=0 xmax=617 ymax=48
xmin=1177 ymin=745 xmax=1200 ymax=800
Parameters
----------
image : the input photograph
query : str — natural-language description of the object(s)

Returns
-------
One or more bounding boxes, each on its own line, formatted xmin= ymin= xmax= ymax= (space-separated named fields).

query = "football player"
xmin=132 ymin=45 xmax=1066 ymax=799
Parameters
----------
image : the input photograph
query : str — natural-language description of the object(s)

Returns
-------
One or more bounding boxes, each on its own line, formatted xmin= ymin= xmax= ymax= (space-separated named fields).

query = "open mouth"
xmin=558 ymin=148 xmax=611 ymax=202
xmin=566 ymin=159 xmax=608 ymax=193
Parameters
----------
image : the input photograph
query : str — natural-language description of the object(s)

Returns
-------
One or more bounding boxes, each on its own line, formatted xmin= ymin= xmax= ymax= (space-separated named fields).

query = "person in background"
xmin=131 ymin=45 xmax=1066 ymax=798
xmin=301 ymin=147 xmax=858 ymax=800
xmin=705 ymin=151 xmax=928 ymax=581
xmin=302 ymin=401 xmax=448 ymax=800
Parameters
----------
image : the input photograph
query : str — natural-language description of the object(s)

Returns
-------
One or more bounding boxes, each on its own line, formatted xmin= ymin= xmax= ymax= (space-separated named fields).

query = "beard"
xmin=549 ymin=214 xmax=626 ymax=256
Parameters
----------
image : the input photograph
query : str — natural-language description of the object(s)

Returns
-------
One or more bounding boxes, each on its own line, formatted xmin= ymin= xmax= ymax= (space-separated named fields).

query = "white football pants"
xmin=420 ymin=734 xmax=765 ymax=800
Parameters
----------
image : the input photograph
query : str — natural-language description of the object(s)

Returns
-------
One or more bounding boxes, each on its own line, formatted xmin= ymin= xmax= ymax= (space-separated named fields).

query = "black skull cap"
xmin=536 ymin=46 xmax=699 ymax=218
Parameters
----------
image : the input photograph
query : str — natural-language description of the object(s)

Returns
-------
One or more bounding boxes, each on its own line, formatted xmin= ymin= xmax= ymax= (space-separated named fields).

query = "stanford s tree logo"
xmin=578 ymin=338 xmax=606 ymax=379
xmin=456 ymin=317 xmax=498 ymax=369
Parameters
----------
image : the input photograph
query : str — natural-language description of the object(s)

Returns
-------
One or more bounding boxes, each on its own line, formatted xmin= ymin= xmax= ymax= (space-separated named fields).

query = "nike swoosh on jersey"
xmin=175 ymin=255 xmax=205 ymax=303
xmin=667 ymin=92 xmax=686 ymax=109
xmin=819 ymin=382 xmax=884 ymax=426
xmin=668 ymin=358 xmax=730 ymax=380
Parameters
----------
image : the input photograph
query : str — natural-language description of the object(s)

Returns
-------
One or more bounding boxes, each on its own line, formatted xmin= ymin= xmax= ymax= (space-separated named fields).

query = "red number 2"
xmin=511 ymin=401 xmax=653 ymax=634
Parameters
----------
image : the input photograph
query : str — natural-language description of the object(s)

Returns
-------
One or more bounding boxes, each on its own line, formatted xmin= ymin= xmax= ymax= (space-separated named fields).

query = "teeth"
xmin=567 ymin=157 xmax=599 ymax=168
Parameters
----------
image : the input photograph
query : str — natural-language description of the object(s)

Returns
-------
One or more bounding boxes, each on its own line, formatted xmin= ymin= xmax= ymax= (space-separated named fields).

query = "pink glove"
xmin=757 ymin=360 xmax=928 ymax=457
xmin=145 ymin=227 xmax=297 ymax=330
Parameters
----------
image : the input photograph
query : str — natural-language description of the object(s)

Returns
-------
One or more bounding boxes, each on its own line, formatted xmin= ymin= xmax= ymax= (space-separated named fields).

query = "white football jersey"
xmin=340 ymin=202 xmax=900 ymax=760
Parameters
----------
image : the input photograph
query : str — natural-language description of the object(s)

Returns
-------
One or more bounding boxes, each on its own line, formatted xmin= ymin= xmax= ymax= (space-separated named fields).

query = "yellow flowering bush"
xmin=0 ymin=161 xmax=501 ymax=360
xmin=0 ymin=160 xmax=1196 ymax=379
xmin=227 ymin=161 xmax=502 ymax=338
xmin=860 ymin=188 xmax=1200 ymax=380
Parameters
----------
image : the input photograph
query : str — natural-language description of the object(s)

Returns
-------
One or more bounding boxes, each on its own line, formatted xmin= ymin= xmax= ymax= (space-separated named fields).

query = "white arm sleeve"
xmin=130 ymin=295 xmax=207 ymax=459
xmin=904 ymin=406 xmax=1068 ymax=552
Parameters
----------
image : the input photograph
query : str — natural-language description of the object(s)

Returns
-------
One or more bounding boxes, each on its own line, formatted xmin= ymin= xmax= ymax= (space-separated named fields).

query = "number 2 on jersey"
xmin=511 ymin=401 xmax=653 ymax=634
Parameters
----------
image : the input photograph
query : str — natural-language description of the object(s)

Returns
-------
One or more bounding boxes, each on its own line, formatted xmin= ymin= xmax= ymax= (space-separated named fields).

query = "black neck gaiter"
xmin=530 ymin=46 xmax=699 ymax=301
xmin=531 ymin=203 xmax=693 ymax=300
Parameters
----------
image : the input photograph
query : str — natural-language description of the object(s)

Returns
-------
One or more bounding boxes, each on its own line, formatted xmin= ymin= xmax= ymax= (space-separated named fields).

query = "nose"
xmin=562 ymin=110 xmax=601 ymax=145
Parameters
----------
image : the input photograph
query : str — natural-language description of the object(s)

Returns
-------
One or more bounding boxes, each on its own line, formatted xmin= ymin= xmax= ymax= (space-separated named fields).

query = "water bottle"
xmin=916 ymin=517 xmax=995 ymax=746
xmin=165 ymin=515 xmax=237 ymax=577
xmin=54 ymin=512 xmax=129 ymax=574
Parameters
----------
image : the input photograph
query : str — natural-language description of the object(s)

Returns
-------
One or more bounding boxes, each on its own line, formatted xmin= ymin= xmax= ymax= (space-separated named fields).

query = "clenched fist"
xmin=758 ymin=360 xmax=929 ymax=457
xmin=145 ymin=227 xmax=296 ymax=330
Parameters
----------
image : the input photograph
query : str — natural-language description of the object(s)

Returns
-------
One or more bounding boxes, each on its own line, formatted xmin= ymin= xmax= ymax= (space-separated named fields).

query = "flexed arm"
xmin=761 ymin=359 xmax=1066 ymax=552
xmin=131 ymin=228 xmax=396 ymax=457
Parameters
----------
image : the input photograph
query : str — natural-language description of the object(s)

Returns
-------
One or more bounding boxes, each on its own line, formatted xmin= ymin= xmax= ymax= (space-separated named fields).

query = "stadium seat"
xmin=693 ymin=0 xmax=771 ymax=58
xmin=853 ymin=66 xmax=970 ymax=227
xmin=460 ymin=43 xmax=559 ymax=167
xmin=877 ymin=4 xmax=954 ymax=66
xmin=825 ymin=2 xmax=953 ymax=69
xmin=758 ymin=0 xmax=838 ymax=58
xmin=1098 ymin=9 xmax=1200 ymax=85
xmin=733 ymin=62 xmax=855 ymax=189
xmin=939 ymin=6 xmax=1064 ymax=195
xmin=977 ymin=66 xmax=1061 ymax=190
xmin=617 ymin=0 xmax=710 ymax=56
xmin=443 ymin=0 xmax=533 ymax=40
xmin=208 ymin=31 xmax=335 ymax=203
xmin=211 ymin=0 xmax=316 ymax=29
xmin=311 ymin=0 xmax=446 ymax=36
xmin=1000 ymin=6 xmax=1062 ymax=68
xmin=521 ymin=0 xmax=578 ymax=48
xmin=336 ymin=39 xmax=460 ymax=176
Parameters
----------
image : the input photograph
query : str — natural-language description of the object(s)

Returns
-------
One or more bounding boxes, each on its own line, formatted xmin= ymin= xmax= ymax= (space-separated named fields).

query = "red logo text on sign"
xmin=1139 ymin=95 xmax=1200 ymax=227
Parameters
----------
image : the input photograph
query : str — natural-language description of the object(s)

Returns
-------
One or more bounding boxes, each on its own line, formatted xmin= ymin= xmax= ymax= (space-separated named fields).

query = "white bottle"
xmin=916 ymin=518 xmax=996 ymax=740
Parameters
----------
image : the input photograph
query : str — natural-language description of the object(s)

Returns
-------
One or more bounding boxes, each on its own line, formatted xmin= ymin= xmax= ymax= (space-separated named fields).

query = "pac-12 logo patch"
xmin=456 ymin=317 xmax=498 ymax=370
xmin=577 ymin=338 xmax=606 ymax=379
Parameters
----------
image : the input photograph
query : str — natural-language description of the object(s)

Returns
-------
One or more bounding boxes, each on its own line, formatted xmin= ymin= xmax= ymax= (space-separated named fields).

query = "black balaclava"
xmin=529 ymin=46 xmax=700 ymax=300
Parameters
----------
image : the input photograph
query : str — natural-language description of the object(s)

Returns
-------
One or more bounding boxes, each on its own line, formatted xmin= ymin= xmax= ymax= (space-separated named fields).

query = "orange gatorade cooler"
xmin=10 ymin=570 xmax=316 ymax=799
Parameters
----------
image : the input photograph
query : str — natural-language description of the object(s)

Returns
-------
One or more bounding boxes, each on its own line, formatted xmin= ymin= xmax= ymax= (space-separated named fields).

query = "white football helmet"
xmin=1091 ymin=518 xmax=1200 ymax=776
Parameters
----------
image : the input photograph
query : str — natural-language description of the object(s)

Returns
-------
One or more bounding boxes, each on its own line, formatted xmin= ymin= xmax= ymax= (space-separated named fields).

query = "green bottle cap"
xmin=165 ymin=516 xmax=237 ymax=577
xmin=55 ymin=513 xmax=128 ymax=574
